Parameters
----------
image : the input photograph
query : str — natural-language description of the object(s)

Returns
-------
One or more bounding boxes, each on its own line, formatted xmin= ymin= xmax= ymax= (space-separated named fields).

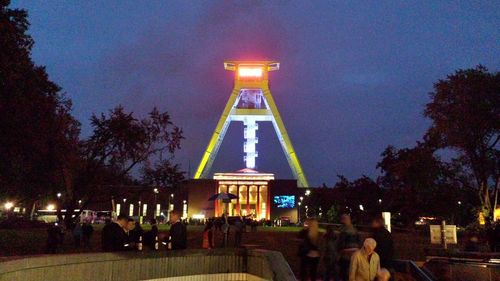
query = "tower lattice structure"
xmin=194 ymin=61 xmax=309 ymax=187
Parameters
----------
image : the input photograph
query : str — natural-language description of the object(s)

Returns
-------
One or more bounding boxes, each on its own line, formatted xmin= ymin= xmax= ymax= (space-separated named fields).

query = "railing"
xmin=392 ymin=260 xmax=435 ymax=281
xmin=423 ymin=257 xmax=500 ymax=281
xmin=0 ymin=249 xmax=296 ymax=281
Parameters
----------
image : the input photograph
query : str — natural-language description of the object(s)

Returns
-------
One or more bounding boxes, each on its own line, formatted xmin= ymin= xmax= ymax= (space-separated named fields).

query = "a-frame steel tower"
xmin=194 ymin=61 xmax=309 ymax=187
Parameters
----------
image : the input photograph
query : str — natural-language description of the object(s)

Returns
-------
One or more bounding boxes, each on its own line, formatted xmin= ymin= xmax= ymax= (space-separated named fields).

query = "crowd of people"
xmin=44 ymin=209 xmax=500 ymax=281
xmin=101 ymin=211 xmax=186 ymax=252
xmin=297 ymin=214 xmax=393 ymax=281
xmin=201 ymin=216 xmax=249 ymax=248
xmin=46 ymin=220 xmax=94 ymax=253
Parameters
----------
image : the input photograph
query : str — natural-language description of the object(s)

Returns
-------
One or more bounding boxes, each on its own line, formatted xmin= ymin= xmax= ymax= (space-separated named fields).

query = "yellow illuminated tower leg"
xmin=194 ymin=86 xmax=241 ymax=179
xmin=194 ymin=61 xmax=310 ymax=187
xmin=262 ymin=87 xmax=309 ymax=187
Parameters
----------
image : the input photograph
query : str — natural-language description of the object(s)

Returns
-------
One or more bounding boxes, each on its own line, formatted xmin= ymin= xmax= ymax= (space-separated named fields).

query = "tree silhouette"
xmin=61 ymin=106 xmax=184 ymax=227
xmin=0 ymin=1 xmax=79 ymax=210
xmin=424 ymin=66 xmax=499 ymax=221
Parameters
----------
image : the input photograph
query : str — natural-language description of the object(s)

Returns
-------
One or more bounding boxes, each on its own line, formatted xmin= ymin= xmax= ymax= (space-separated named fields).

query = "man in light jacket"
xmin=349 ymin=238 xmax=380 ymax=281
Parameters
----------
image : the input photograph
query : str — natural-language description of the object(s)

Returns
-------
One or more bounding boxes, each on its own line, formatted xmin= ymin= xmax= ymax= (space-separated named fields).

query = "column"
xmin=266 ymin=185 xmax=271 ymax=219
xmin=256 ymin=186 xmax=260 ymax=219
xmin=236 ymin=185 xmax=241 ymax=216
xmin=215 ymin=184 xmax=220 ymax=217
xmin=246 ymin=186 xmax=250 ymax=216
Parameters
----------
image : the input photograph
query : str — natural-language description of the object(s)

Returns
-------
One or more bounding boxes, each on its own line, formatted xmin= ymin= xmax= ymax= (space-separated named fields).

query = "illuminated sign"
xmin=238 ymin=67 xmax=263 ymax=78
xmin=273 ymin=195 xmax=295 ymax=208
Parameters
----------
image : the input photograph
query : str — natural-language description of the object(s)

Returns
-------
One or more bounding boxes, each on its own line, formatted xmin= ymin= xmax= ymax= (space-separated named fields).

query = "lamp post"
xmin=167 ymin=193 xmax=174 ymax=222
xmin=154 ymin=188 xmax=159 ymax=202
xmin=153 ymin=188 xmax=159 ymax=219
xmin=298 ymin=196 xmax=304 ymax=224
xmin=4 ymin=201 xmax=13 ymax=218
xmin=298 ymin=201 xmax=302 ymax=224
xmin=138 ymin=201 xmax=142 ymax=224
xmin=56 ymin=192 xmax=63 ymax=223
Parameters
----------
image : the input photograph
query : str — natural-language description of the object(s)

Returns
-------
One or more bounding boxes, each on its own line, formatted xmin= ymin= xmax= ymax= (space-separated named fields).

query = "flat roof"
xmin=213 ymin=168 xmax=275 ymax=181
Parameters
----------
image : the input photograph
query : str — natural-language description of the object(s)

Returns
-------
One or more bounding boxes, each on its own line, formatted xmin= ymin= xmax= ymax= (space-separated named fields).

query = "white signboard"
xmin=430 ymin=225 xmax=457 ymax=244
xmin=382 ymin=212 xmax=391 ymax=233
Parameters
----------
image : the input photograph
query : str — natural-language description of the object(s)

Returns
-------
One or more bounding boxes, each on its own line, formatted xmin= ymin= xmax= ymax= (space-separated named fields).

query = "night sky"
xmin=11 ymin=1 xmax=500 ymax=186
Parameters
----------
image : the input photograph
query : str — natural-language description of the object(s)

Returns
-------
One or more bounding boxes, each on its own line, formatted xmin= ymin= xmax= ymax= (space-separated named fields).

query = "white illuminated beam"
xmin=243 ymin=117 xmax=258 ymax=169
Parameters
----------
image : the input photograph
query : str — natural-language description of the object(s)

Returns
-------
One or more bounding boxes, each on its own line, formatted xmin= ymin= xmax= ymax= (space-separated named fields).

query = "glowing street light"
xmin=305 ymin=190 xmax=311 ymax=196
xmin=297 ymin=201 xmax=302 ymax=224
xmin=299 ymin=196 xmax=304 ymax=201
xmin=4 ymin=202 xmax=14 ymax=210
xmin=458 ymin=201 xmax=462 ymax=205
xmin=359 ymin=204 xmax=364 ymax=211
xmin=378 ymin=199 xmax=382 ymax=204
xmin=57 ymin=193 xmax=62 ymax=199
xmin=153 ymin=188 xmax=159 ymax=194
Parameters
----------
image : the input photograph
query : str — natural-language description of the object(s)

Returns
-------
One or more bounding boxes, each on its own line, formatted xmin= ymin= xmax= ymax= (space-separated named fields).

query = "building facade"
xmin=183 ymin=169 xmax=302 ymax=223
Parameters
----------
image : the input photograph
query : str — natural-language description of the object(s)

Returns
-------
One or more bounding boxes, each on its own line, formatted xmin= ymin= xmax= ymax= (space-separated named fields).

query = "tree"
xmin=424 ymin=66 xmax=500 ymax=221
xmin=0 ymin=1 xmax=79 ymax=210
xmin=377 ymin=144 xmax=467 ymax=225
xmin=328 ymin=175 xmax=382 ymax=224
xmin=142 ymin=159 xmax=185 ymax=190
xmin=326 ymin=205 xmax=339 ymax=223
xmin=0 ymin=2 xmax=185 ymax=227
xmin=61 ymin=106 xmax=183 ymax=227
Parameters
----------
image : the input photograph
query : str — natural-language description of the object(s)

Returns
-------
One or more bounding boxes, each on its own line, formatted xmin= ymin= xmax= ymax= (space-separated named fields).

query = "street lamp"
xmin=167 ymin=193 xmax=174 ymax=222
xmin=378 ymin=199 xmax=382 ymax=204
xmin=182 ymin=200 xmax=187 ymax=219
xmin=57 ymin=193 xmax=62 ymax=199
xmin=298 ymin=201 xmax=302 ymax=224
xmin=4 ymin=202 xmax=14 ymax=210
xmin=305 ymin=190 xmax=311 ymax=196
xmin=138 ymin=201 xmax=142 ymax=224
xmin=153 ymin=188 xmax=159 ymax=218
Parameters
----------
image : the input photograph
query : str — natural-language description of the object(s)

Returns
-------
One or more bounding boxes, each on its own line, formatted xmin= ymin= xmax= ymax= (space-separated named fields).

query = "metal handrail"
xmin=393 ymin=259 xmax=435 ymax=281
xmin=423 ymin=257 xmax=500 ymax=281
xmin=425 ymin=256 xmax=500 ymax=268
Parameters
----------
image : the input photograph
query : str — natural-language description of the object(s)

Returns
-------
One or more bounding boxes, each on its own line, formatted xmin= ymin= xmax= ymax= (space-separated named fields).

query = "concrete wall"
xmin=0 ymin=249 xmax=295 ymax=281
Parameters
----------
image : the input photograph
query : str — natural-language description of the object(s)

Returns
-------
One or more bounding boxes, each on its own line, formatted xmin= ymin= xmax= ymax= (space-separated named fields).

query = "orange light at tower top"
xmin=224 ymin=61 xmax=280 ymax=81
xmin=238 ymin=66 xmax=263 ymax=78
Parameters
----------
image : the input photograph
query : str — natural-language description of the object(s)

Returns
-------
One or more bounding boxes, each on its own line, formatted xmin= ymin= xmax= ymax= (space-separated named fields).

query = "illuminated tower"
xmin=194 ymin=61 xmax=309 ymax=187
